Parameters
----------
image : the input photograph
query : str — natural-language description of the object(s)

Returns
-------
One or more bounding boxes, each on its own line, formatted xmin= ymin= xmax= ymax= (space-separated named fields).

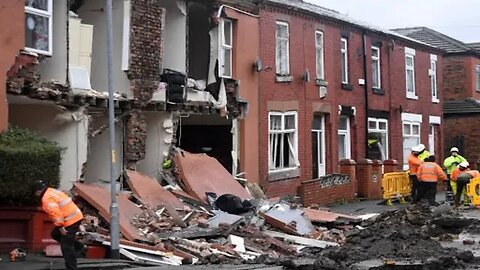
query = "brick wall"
xmin=445 ymin=116 xmax=480 ymax=169
xmin=125 ymin=0 xmax=164 ymax=166
xmin=443 ymin=56 xmax=480 ymax=101
xmin=257 ymin=5 xmax=444 ymax=200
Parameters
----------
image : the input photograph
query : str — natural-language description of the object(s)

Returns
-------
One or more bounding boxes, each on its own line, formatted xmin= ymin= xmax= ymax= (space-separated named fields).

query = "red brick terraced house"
xmin=253 ymin=0 xmax=445 ymax=202
xmin=394 ymin=27 xmax=480 ymax=168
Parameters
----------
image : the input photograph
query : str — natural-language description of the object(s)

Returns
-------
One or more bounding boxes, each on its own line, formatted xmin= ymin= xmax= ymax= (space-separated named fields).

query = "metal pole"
xmin=105 ymin=0 xmax=120 ymax=259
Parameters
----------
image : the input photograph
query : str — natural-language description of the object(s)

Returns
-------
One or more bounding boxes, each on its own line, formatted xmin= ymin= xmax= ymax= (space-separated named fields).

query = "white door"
xmin=312 ymin=115 xmax=326 ymax=178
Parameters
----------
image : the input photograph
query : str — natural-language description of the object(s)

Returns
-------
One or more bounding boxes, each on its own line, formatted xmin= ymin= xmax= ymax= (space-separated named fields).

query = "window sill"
xmin=431 ymin=98 xmax=440 ymax=103
xmin=276 ymin=75 xmax=293 ymax=83
xmin=341 ymin=83 xmax=353 ymax=91
xmin=25 ymin=46 xmax=52 ymax=57
xmin=372 ymin=88 xmax=385 ymax=95
xmin=316 ymin=79 xmax=328 ymax=87
xmin=406 ymin=94 xmax=418 ymax=100
xmin=268 ymin=167 xmax=300 ymax=181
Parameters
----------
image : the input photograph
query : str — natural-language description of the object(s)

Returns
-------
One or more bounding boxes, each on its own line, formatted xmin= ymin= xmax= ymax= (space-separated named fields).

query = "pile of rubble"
xmin=66 ymin=149 xmax=480 ymax=269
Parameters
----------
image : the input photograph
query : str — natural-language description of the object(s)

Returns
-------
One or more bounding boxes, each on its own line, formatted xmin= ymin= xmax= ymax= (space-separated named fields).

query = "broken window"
xmin=315 ymin=31 xmax=324 ymax=80
xmin=338 ymin=116 xmax=351 ymax=160
xmin=312 ymin=114 xmax=326 ymax=178
xmin=269 ymin=111 xmax=298 ymax=171
xmin=219 ymin=19 xmax=233 ymax=78
xmin=25 ymin=0 xmax=52 ymax=55
xmin=368 ymin=118 xmax=388 ymax=160
xmin=275 ymin=21 xmax=290 ymax=75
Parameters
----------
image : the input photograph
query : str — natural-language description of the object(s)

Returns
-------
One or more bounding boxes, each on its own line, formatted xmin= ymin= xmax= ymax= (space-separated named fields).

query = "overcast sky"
xmin=304 ymin=0 xmax=479 ymax=43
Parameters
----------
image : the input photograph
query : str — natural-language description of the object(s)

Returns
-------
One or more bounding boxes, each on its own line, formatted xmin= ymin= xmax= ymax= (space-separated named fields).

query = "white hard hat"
xmin=450 ymin=147 xmax=459 ymax=152
xmin=411 ymin=145 xmax=422 ymax=152
xmin=417 ymin=144 xmax=426 ymax=152
xmin=459 ymin=161 xmax=469 ymax=168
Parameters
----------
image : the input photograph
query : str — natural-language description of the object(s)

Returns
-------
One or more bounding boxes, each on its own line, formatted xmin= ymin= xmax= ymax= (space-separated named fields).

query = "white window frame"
xmin=402 ymin=120 xmax=421 ymax=170
xmin=268 ymin=111 xmax=299 ymax=172
xmin=338 ymin=115 xmax=351 ymax=160
xmin=312 ymin=115 xmax=326 ymax=178
xmin=476 ymin=65 xmax=480 ymax=92
xmin=341 ymin=38 xmax=349 ymax=83
xmin=429 ymin=124 xmax=435 ymax=155
xmin=430 ymin=54 xmax=439 ymax=103
xmin=121 ymin=0 xmax=131 ymax=71
xmin=219 ymin=19 xmax=233 ymax=78
xmin=275 ymin=21 xmax=290 ymax=75
xmin=368 ymin=117 xmax=389 ymax=160
xmin=25 ymin=0 xmax=53 ymax=55
xmin=372 ymin=46 xmax=381 ymax=89
xmin=405 ymin=47 xmax=417 ymax=99
xmin=315 ymin=31 xmax=325 ymax=80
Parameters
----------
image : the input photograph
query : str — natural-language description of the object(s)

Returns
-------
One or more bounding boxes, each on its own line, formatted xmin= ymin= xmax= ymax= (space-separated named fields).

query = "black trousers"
xmin=413 ymin=181 xmax=437 ymax=205
xmin=455 ymin=178 xmax=470 ymax=206
xmin=410 ymin=174 xmax=420 ymax=201
xmin=51 ymin=220 xmax=83 ymax=270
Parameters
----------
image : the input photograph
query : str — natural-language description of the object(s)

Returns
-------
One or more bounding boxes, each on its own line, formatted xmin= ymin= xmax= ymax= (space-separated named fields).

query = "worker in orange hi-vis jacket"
xmin=33 ymin=180 xmax=85 ymax=270
xmin=414 ymin=155 xmax=447 ymax=205
xmin=408 ymin=144 xmax=425 ymax=201
xmin=452 ymin=162 xmax=480 ymax=207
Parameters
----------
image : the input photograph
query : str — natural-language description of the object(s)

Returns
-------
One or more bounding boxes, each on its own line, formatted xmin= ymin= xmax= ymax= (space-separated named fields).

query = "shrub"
xmin=0 ymin=127 xmax=63 ymax=206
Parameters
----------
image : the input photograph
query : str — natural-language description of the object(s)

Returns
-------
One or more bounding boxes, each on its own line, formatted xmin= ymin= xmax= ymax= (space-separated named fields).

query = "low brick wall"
xmin=299 ymin=159 xmax=356 ymax=206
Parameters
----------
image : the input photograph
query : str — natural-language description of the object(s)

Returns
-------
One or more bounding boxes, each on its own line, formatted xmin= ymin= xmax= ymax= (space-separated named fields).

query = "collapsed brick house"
xmin=5 ymin=0 xmax=250 ymax=190
xmin=252 ymin=0 xmax=445 ymax=202
xmin=394 ymin=27 xmax=480 ymax=168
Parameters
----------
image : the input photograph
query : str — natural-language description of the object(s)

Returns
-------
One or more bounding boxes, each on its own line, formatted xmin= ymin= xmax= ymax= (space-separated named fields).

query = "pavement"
xmin=0 ymin=191 xmax=461 ymax=270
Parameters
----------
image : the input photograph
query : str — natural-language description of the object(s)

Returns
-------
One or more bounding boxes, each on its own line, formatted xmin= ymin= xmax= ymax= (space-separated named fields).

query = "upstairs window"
xmin=269 ymin=111 xmax=298 ymax=171
xmin=476 ymin=65 xmax=480 ymax=92
xmin=405 ymin=47 xmax=416 ymax=99
xmin=341 ymin=38 xmax=349 ymax=83
xmin=430 ymin=55 xmax=438 ymax=102
xmin=275 ymin=22 xmax=290 ymax=75
xmin=372 ymin=46 xmax=381 ymax=88
xmin=25 ymin=0 xmax=53 ymax=55
xmin=315 ymin=31 xmax=324 ymax=80
xmin=219 ymin=19 xmax=233 ymax=78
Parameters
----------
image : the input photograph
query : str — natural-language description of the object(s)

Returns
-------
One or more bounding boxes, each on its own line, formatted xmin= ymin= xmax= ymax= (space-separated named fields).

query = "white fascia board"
xmin=429 ymin=115 xmax=441 ymax=124
xmin=401 ymin=112 xmax=422 ymax=123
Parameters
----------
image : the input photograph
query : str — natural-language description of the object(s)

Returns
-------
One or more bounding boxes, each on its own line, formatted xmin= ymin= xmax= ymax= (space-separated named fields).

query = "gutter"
xmin=362 ymin=31 xmax=369 ymax=157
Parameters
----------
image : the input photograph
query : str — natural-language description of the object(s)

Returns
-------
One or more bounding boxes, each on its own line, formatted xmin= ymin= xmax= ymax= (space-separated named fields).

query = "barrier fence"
xmin=382 ymin=172 xmax=411 ymax=206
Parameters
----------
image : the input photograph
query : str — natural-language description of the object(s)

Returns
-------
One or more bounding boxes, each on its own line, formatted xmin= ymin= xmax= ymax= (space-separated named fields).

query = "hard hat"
xmin=411 ymin=145 xmax=421 ymax=152
xmin=459 ymin=161 xmax=469 ymax=168
xmin=450 ymin=147 xmax=459 ymax=152
xmin=417 ymin=144 xmax=426 ymax=152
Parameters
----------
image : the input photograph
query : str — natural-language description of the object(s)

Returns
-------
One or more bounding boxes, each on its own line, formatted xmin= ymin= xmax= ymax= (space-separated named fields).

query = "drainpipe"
xmin=362 ymin=31 xmax=369 ymax=158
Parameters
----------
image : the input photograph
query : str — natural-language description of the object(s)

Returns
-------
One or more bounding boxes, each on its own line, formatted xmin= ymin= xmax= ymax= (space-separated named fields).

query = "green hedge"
xmin=0 ymin=127 xmax=63 ymax=206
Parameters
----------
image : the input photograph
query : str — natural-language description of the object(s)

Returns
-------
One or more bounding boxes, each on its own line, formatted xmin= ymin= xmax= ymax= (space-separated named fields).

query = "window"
xmin=25 ymin=0 xmax=53 ymax=55
xmin=431 ymin=55 xmax=438 ymax=102
xmin=312 ymin=115 xmax=326 ymax=178
xmin=476 ymin=65 xmax=480 ymax=92
xmin=372 ymin=46 xmax=381 ymax=88
xmin=341 ymin=38 xmax=348 ymax=83
xmin=368 ymin=118 xmax=388 ymax=160
xmin=269 ymin=111 xmax=298 ymax=171
xmin=429 ymin=124 xmax=435 ymax=155
xmin=338 ymin=116 xmax=351 ymax=160
xmin=276 ymin=22 xmax=290 ymax=75
xmin=219 ymin=19 xmax=233 ymax=78
xmin=402 ymin=121 xmax=421 ymax=169
xmin=405 ymin=48 xmax=416 ymax=98
xmin=315 ymin=31 xmax=324 ymax=80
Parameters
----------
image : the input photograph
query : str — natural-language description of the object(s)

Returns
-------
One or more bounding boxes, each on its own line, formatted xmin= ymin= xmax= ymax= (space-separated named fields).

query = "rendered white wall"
xmin=164 ymin=1 xmax=186 ymax=73
xmin=77 ymin=0 xmax=131 ymax=97
xmin=136 ymin=112 xmax=173 ymax=180
xmin=37 ymin=0 xmax=68 ymax=84
xmin=8 ymin=104 xmax=88 ymax=191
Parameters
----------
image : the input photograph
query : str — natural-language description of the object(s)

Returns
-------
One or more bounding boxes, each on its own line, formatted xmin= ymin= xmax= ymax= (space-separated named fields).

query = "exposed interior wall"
xmin=77 ymin=0 xmax=131 ymax=96
xmin=0 ymin=0 xmax=25 ymax=132
xmin=37 ymin=0 xmax=68 ymax=84
xmin=83 ymin=112 xmax=123 ymax=183
xmin=136 ymin=112 xmax=173 ymax=179
xmin=187 ymin=2 xmax=210 ymax=80
xmin=8 ymin=101 xmax=88 ymax=190
xmin=178 ymin=115 xmax=233 ymax=172
xmin=163 ymin=1 xmax=186 ymax=73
